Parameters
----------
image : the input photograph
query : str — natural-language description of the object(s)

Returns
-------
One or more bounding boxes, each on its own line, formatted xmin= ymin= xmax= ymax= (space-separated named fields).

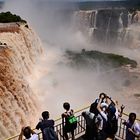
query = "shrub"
xmin=0 ymin=11 xmax=27 ymax=23
xmin=65 ymin=50 xmax=137 ymax=68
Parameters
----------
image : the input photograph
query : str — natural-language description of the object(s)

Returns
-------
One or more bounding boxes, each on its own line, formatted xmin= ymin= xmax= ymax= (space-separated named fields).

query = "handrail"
xmin=5 ymin=105 xmax=90 ymax=140
xmin=5 ymin=104 xmax=140 ymax=140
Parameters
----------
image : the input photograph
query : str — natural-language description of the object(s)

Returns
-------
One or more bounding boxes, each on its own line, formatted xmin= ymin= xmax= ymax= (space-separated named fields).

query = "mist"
xmin=2 ymin=0 xmax=140 ymax=120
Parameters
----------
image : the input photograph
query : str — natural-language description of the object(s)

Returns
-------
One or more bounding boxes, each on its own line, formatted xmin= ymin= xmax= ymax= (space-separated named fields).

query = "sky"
xmin=3 ymin=0 xmax=128 ymax=2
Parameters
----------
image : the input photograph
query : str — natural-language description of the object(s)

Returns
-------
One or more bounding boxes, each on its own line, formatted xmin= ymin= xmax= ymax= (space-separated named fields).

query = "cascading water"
xmin=73 ymin=10 xmax=96 ymax=37
xmin=121 ymin=11 xmax=140 ymax=49
xmin=0 ymin=23 xmax=43 ymax=139
xmin=74 ymin=9 xmax=140 ymax=47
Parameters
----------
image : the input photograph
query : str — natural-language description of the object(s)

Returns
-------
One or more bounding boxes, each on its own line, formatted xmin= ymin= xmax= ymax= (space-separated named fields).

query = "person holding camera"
xmin=97 ymin=94 xmax=119 ymax=140
xmin=89 ymin=92 xmax=106 ymax=116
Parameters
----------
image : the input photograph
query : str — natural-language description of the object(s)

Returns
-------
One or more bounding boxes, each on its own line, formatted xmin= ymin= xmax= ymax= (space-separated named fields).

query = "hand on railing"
xmin=122 ymin=120 xmax=127 ymax=125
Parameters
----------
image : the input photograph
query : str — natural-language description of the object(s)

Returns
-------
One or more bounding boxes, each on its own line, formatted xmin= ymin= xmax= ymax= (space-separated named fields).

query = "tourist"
xmin=123 ymin=112 xmax=140 ymax=140
xmin=97 ymin=95 xmax=119 ymax=140
xmin=18 ymin=126 xmax=38 ymax=140
xmin=36 ymin=111 xmax=58 ymax=140
xmin=89 ymin=92 xmax=106 ymax=116
xmin=62 ymin=102 xmax=77 ymax=140
xmin=82 ymin=110 xmax=102 ymax=140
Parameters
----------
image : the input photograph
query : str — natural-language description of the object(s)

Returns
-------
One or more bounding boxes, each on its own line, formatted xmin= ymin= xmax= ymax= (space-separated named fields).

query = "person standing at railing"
xmin=18 ymin=126 xmax=38 ymax=140
xmin=82 ymin=110 xmax=102 ymax=140
xmin=36 ymin=111 xmax=58 ymax=140
xmin=89 ymin=92 xmax=108 ymax=139
xmin=62 ymin=102 xmax=77 ymax=140
xmin=123 ymin=112 xmax=140 ymax=140
xmin=89 ymin=92 xmax=106 ymax=116
xmin=97 ymin=94 xmax=120 ymax=140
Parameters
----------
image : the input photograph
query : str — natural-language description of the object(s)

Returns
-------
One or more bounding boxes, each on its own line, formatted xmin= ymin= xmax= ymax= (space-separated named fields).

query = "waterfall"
xmin=73 ymin=9 xmax=140 ymax=47
xmin=0 ymin=23 xmax=43 ymax=139
xmin=120 ymin=11 xmax=140 ymax=48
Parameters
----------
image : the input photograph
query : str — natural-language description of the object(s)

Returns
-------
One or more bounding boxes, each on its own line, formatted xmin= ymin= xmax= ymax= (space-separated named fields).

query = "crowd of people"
xmin=18 ymin=93 xmax=140 ymax=140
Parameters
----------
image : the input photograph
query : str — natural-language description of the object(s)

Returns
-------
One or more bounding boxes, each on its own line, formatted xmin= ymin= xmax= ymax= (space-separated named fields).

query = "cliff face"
xmin=0 ymin=23 xmax=43 ymax=139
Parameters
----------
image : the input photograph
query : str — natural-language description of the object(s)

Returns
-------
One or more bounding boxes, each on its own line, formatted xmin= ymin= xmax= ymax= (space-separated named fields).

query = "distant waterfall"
xmin=119 ymin=11 xmax=140 ymax=48
xmin=73 ymin=9 xmax=140 ymax=47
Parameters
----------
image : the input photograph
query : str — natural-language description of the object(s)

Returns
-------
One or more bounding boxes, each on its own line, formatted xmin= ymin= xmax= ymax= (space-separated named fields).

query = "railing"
xmin=5 ymin=105 xmax=140 ymax=140
xmin=36 ymin=106 xmax=89 ymax=140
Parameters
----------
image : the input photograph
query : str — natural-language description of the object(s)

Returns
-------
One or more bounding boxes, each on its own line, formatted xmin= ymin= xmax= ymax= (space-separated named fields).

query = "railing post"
xmin=62 ymin=117 xmax=65 ymax=140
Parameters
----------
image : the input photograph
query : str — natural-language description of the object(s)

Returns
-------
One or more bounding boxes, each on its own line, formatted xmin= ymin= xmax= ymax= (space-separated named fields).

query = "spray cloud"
xmin=2 ymin=0 xmax=140 ymax=119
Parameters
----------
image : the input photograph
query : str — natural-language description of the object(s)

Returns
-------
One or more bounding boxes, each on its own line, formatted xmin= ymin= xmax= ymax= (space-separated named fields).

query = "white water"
xmin=0 ymin=24 xmax=43 ymax=139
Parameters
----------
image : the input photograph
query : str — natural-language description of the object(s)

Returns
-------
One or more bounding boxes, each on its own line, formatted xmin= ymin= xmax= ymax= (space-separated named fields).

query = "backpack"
xmin=89 ymin=99 xmax=99 ymax=116
xmin=105 ymin=115 xmax=118 ymax=135
xmin=67 ymin=115 xmax=77 ymax=130
xmin=43 ymin=127 xmax=58 ymax=140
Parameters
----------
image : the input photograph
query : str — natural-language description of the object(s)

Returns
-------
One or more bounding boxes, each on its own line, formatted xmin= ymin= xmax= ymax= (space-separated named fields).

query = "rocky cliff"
xmin=0 ymin=23 xmax=43 ymax=139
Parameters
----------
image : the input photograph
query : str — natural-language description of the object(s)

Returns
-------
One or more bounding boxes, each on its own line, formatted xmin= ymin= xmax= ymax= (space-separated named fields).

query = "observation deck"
xmin=6 ymin=105 xmax=140 ymax=140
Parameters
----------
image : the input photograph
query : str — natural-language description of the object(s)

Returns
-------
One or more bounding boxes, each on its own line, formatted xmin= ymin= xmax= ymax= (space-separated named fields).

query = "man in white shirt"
xmin=97 ymin=95 xmax=120 ymax=140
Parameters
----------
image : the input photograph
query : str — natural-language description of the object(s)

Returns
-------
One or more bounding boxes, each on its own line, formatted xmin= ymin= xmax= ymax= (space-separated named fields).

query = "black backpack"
xmin=105 ymin=115 xmax=118 ymax=135
xmin=43 ymin=127 xmax=58 ymax=140
xmin=89 ymin=99 xmax=99 ymax=116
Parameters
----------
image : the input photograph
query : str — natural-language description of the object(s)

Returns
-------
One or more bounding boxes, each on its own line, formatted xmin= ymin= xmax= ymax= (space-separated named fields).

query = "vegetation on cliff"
xmin=66 ymin=49 xmax=137 ymax=69
xmin=0 ymin=11 xmax=26 ymax=23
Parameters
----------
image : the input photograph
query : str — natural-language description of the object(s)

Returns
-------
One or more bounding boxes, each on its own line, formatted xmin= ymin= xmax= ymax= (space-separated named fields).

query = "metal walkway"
xmin=5 ymin=105 xmax=140 ymax=140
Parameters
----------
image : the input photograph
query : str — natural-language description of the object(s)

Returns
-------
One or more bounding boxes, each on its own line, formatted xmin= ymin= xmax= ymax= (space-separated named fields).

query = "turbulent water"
xmin=0 ymin=23 xmax=43 ymax=139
